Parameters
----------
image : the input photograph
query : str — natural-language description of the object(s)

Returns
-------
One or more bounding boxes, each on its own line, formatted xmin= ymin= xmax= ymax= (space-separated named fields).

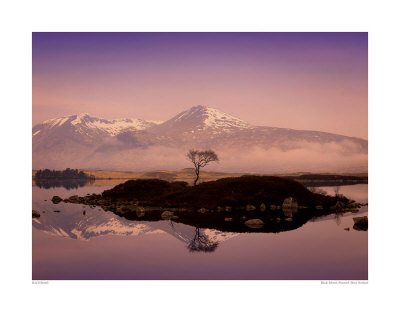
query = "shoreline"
xmin=47 ymin=176 xmax=366 ymax=234
xmin=32 ymin=169 xmax=368 ymax=186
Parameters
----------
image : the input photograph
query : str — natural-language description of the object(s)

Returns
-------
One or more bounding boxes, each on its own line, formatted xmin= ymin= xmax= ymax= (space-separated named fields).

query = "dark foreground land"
xmin=50 ymin=176 xmax=366 ymax=234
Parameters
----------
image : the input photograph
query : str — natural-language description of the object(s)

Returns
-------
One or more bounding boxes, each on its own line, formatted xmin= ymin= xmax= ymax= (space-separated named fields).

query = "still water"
xmin=32 ymin=183 xmax=368 ymax=280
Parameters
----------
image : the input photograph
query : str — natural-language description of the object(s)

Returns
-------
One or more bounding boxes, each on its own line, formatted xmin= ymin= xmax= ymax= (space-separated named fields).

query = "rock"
xmin=161 ymin=211 xmax=175 ymax=219
xmin=124 ymin=203 xmax=137 ymax=211
xmin=276 ymin=217 xmax=281 ymax=222
xmin=353 ymin=216 xmax=368 ymax=231
xmin=245 ymin=219 xmax=264 ymax=228
xmin=225 ymin=206 xmax=232 ymax=212
xmin=259 ymin=203 xmax=266 ymax=212
xmin=32 ymin=210 xmax=40 ymax=218
xmin=332 ymin=201 xmax=345 ymax=212
xmin=116 ymin=205 xmax=131 ymax=214
xmin=344 ymin=228 xmax=350 ymax=231
xmin=53 ymin=210 xmax=60 ymax=213
xmin=136 ymin=206 xmax=145 ymax=217
xmin=98 ymin=199 xmax=111 ymax=205
xmin=101 ymin=205 xmax=112 ymax=212
xmin=350 ymin=208 xmax=359 ymax=213
xmin=241 ymin=216 xmax=247 ymax=220
xmin=270 ymin=204 xmax=277 ymax=210
xmin=224 ymin=217 xmax=233 ymax=222
xmin=347 ymin=202 xmax=361 ymax=209
xmin=216 ymin=206 xmax=224 ymax=213
xmin=246 ymin=204 xmax=256 ymax=212
xmin=315 ymin=205 xmax=323 ymax=210
xmin=353 ymin=224 xmax=368 ymax=231
xmin=282 ymin=197 xmax=298 ymax=210
xmin=51 ymin=196 xmax=62 ymax=204
xmin=284 ymin=217 xmax=293 ymax=222
xmin=353 ymin=216 xmax=368 ymax=224
xmin=197 ymin=208 xmax=209 ymax=213
xmin=83 ymin=210 xmax=86 ymax=215
xmin=65 ymin=195 xmax=80 ymax=203
xmin=283 ymin=208 xmax=296 ymax=217
xmin=283 ymin=198 xmax=298 ymax=217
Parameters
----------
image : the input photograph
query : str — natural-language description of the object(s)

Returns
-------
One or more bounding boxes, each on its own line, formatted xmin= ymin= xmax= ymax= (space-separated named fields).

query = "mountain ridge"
xmin=33 ymin=105 xmax=368 ymax=173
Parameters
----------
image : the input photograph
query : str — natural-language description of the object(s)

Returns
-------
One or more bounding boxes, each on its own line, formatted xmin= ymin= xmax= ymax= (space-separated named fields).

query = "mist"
xmin=33 ymin=141 xmax=368 ymax=174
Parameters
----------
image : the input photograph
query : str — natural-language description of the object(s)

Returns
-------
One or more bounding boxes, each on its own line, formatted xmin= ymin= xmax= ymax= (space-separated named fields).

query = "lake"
xmin=32 ymin=182 xmax=368 ymax=280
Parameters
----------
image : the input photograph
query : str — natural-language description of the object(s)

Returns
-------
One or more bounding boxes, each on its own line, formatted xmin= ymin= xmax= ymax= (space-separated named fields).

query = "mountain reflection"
xmin=32 ymin=201 xmax=236 ymax=253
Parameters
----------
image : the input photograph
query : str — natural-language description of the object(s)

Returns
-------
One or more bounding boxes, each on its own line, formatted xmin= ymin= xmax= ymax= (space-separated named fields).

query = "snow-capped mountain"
xmin=32 ymin=201 xmax=238 ymax=249
xmin=150 ymin=105 xmax=253 ymax=135
xmin=33 ymin=113 xmax=156 ymax=138
xmin=167 ymin=220 xmax=239 ymax=245
xmin=32 ymin=105 xmax=368 ymax=172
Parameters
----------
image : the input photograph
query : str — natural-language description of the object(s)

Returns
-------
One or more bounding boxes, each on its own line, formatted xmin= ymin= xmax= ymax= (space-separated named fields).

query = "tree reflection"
xmin=187 ymin=228 xmax=219 ymax=253
xmin=334 ymin=213 xmax=343 ymax=225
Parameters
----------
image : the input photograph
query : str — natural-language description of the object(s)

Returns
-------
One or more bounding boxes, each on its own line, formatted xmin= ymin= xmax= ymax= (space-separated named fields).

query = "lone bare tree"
xmin=186 ymin=149 xmax=219 ymax=186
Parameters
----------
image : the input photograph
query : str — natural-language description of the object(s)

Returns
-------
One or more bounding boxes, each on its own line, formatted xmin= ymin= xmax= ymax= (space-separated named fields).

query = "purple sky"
xmin=33 ymin=32 xmax=368 ymax=138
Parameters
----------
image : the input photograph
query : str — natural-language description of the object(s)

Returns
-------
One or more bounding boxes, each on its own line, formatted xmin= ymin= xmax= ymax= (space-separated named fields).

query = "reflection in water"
xmin=35 ymin=179 xmax=94 ymax=190
xmin=32 ymin=183 xmax=368 ymax=279
xmin=282 ymin=207 xmax=297 ymax=218
xmin=334 ymin=213 xmax=342 ymax=225
xmin=136 ymin=207 xmax=145 ymax=218
xmin=32 ymin=191 xmax=234 ymax=253
xmin=353 ymin=224 xmax=368 ymax=231
xmin=187 ymin=228 xmax=219 ymax=252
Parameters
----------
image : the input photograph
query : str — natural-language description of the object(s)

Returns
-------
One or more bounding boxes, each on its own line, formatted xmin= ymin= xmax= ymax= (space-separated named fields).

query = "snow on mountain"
xmin=32 ymin=203 xmax=160 ymax=240
xmin=35 ymin=113 xmax=156 ymax=137
xmin=202 ymin=106 xmax=252 ymax=130
xmin=178 ymin=105 xmax=252 ymax=130
xmin=32 ymin=206 xmax=237 ymax=249
xmin=32 ymin=105 xmax=368 ymax=172
xmin=166 ymin=221 xmax=239 ymax=244
xmin=150 ymin=105 xmax=253 ymax=135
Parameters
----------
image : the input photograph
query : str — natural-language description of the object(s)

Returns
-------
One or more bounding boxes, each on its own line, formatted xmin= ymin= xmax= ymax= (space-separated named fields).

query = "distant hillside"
xmin=33 ymin=105 xmax=367 ymax=173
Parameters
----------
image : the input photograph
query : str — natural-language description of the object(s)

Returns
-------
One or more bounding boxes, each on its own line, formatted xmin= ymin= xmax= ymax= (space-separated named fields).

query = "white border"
xmin=1 ymin=0 xmax=400 ymax=319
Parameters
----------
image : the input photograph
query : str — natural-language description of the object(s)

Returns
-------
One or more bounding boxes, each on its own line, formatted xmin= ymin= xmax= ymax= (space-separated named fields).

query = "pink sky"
xmin=33 ymin=33 xmax=368 ymax=139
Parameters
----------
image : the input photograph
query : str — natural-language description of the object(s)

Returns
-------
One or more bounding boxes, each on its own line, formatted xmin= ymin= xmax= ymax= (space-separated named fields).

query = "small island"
xmin=52 ymin=175 xmax=365 ymax=233
xmin=34 ymin=168 xmax=95 ymax=189
xmin=35 ymin=168 xmax=95 ymax=180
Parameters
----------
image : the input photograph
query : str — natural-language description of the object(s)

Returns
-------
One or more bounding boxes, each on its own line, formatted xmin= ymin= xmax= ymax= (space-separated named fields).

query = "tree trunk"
xmin=194 ymin=167 xmax=200 ymax=186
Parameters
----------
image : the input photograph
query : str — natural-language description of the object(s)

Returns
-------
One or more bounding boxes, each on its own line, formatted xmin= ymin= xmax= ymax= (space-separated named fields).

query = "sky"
xmin=32 ymin=32 xmax=368 ymax=139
